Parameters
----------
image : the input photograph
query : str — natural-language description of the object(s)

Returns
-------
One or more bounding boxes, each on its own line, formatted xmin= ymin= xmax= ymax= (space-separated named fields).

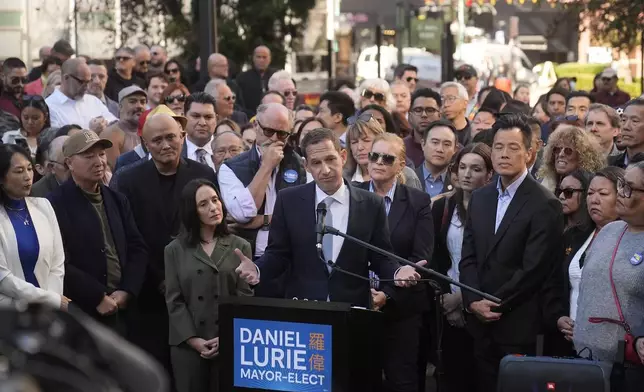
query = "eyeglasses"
xmin=552 ymin=146 xmax=574 ymax=157
xmin=601 ymin=77 xmax=614 ymax=82
xmin=222 ymin=95 xmax=236 ymax=102
xmin=10 ymin=76 xmax=29 ymax=85
xmin=368 ymin=152 xmax=396 ymax=166
xmin=348 ymin=112 xmax=377 ymax=126
xmin=555 ymin=187 xmax=583 ymax=199
xmin=22 ymin=95 xmax=45 ymax=103
xmin=283 ymin=90 xmax=298 ymax=97
xmin=441 ymin=95 xmax=460 ymax=105
xmin=215 ymin=146 xmax=243 ymax=156
xmin=139 ymin=60 xmax=150 ymax=66
xmin=456 ymin=75 xmax=472 ymax=81
xmin=165 ymin=94 xmax=186 ymax=104
xmin=555 ymin=115 xmax=579 ymax=122
xmin=256 ymin=120 xmax=290 ymax=141
xmin=67 ymin=74 xmax=90 ymax=86
xmin=411 ymin=107 xmax=439 ymax=116
xmin=361 ymin=89 xmax=385 ymax=102
xmin=617 ymin=178 xmax=644 ymax=199
xmin=166 ymin=68 xmax=180 ymax=74
xmin=115 ymin=56 xmax=133 ymax=62
xmin=405 ymin=76 xmax=419 ymax=83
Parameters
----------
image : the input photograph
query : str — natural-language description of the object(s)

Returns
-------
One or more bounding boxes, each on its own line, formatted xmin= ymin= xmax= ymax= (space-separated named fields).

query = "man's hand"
xmin=469 ymin=299 xmax=502 ymax=323
xmin=557 ymin=316 xmax=575 ymax=341
xmin=201 ymin=337 xmax=220 ymax=359
xmin=636 ymin=338 xmax=644 ymax=364
xmin=187 ymin=337 xmax=209 ymax=355
xmin=370 ymin=289 xmax=387 ymax=311
xmin=110 ymin=290 xmax=130 ymax=309
xmin=89 ymin=116 xmax=108 ymax=134
xmin=234 ymin=248 xmax=260 ymax=285
xmin=96 ymin=295 xmax=118 ymax=316
xmin=394 ymin=260 xmax=426 ymax=287
xmin=441 ymin=292 xmax=462 ymax=315
xmin=260 ymin=141 xmax=285 ymax=170
xmin=60 ymin=295 xmax=70 ymax=311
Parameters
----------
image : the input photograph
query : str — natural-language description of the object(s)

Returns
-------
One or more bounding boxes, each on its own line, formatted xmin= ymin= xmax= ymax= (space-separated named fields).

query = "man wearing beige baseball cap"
xmin=594 ymin=67 xmax=631 ymax=108
xmin=47 ymin=129 xmax=148 ymax=331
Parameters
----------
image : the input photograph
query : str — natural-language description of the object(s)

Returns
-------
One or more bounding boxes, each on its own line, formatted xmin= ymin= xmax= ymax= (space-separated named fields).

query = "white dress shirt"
xmin=46 ymin=89 xmax=117 ymax=128
xmin=446 ymin=208 xmax=464 ymax=293
xmin=569 ymin=229 xmax=595 ymax=321
xmin=218 ymin=147 xmax=277 ymax=257
xmin=186 ymin=136 xmax=215 ymax=170
xmin=315 ymin=183 xmax=350 ymax=265
xmin=495 ymin=169 xmax=529 ymax=233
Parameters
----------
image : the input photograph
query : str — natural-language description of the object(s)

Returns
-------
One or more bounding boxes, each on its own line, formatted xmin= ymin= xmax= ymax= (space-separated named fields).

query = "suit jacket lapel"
xmin=485 ymin=178 xmax=532 ymax=259
xmin=387 ymin=185 xmax=406 ymax=233
xmin=211 ymin=236 xmax=232 ymax=269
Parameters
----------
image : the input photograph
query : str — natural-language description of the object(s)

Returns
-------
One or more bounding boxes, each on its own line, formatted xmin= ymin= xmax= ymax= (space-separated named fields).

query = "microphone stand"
xmin=319 ymin=224 xmax=501 ymax=392
xmin=322 ymin=225 xmax=502 ymax=303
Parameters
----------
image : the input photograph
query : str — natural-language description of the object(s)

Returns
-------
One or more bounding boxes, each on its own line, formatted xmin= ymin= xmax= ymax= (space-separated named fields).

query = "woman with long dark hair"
xmin=165 ymin=179 xmax=252 ymax=392
xmin=557 ymin=169 xmax=593 ymax=233
xmin=2 ymin=95 xmax=51 ymax=157
xmin=0 ymin=144 xmax=66 ymax=309
xmin=430 ymin=142 xmax=494 ymax=392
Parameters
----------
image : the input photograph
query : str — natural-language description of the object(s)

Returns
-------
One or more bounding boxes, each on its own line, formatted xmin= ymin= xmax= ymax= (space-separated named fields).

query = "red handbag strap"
xmin=588 ymin=226 xmax=631 ymax=333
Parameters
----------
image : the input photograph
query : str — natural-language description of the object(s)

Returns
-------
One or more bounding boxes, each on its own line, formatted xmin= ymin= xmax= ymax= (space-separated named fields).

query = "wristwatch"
xmin=261 ymin=215 xmax=270 ymax=231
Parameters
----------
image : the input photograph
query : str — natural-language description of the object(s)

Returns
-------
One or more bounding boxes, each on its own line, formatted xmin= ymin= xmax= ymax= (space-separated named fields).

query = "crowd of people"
xmin=0 ymin=37 xmax=644 ymax=392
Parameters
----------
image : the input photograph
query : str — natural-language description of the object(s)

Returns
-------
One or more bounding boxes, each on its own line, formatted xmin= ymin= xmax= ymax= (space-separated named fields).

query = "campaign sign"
xmin=233 ymin=318 xmax=332 ymax=392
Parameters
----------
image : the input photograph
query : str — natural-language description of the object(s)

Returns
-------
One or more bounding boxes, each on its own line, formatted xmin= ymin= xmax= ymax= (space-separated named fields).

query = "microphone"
xmin=315 ymin=201 xmax=327 ymax=251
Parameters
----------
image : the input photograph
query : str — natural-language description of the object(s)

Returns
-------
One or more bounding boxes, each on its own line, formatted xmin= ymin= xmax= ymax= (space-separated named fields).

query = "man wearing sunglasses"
xmin=104 ymin=47 xmax=146 ymax=103
xmin=149 ymin=45 xmax=168 ymax=74
xmin=594 ymin=67 xmax=630 ymax=108
xmin=393 ymin=64 xmax=419 ymax=92
xmin=268 ymin=70 xmax=298 ymax=110
xmin=133 ymin=45 xmax=151 ymax=79
xmin=0 ymin=57 xmax=28 ymax=118
xmin=218 ymin=103 xmax=306 ymax=273
xmin=455 ymin=64 xmax=479 ymax=118
xmin=46 ymin=58 xmax=117 ymax=131
xmin=205 ymin=79 xmax=248 ymax=127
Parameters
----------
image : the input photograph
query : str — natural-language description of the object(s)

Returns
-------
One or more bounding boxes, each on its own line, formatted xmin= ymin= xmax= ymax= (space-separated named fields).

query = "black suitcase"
xmin=497 ymin=355 xmax=612 ymax=392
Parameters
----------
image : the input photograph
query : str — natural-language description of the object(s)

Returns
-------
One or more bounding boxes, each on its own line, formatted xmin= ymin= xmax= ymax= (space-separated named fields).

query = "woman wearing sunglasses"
xmin=546 ymin=167 xmax=624 ymax=356
xmin=571 ymin=163 xmax=644 ymax=387
xmin=430 ymin=142 xmax=493 ymax=392
xmin=163 ymin=59 xmax=186 ymax=85
xmin=161 ymin=82 xmax=190 ymax=116
xmin=354 ymin=132 xmax=433 ymax=392
xmin=539 ymin=125 xmax=605 ymax=193
xmin=557 ymin=170 xmax=593 ymax=232
xmin=343 ymin=118 xmax=422 ymax=189
xmin=2 ymin=96 xmax=51 ymax=159
xmin=356 ymin=78 xmax=395 ymax=112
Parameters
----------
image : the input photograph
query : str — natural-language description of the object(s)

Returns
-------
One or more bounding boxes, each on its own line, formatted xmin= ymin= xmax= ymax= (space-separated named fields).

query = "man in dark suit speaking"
xmin=236 ymin=128 xmax=425 ymax=307
xmin=459 ymin=114 xmax=564 ymax=392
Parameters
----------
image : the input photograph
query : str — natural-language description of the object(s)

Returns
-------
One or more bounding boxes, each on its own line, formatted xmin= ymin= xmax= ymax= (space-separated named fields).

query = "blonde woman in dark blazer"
xmin=0 ymin=144 xmax=66 ymax=309
xmin=165 ymin=178 xmax=253 ymax=392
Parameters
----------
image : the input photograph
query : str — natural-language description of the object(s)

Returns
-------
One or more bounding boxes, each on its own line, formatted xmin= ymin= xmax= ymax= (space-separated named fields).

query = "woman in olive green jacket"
xmin=165 ymin=179 xmax=253 ymax=392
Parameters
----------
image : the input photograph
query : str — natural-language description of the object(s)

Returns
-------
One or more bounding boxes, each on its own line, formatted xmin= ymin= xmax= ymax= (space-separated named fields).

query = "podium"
xmin=219 ymin=296 xmax=384 ymax=392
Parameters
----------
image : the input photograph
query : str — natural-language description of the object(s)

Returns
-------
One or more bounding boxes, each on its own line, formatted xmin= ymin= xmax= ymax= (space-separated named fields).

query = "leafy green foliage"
xmin=76 ymin=0 xmax=316 ymax=69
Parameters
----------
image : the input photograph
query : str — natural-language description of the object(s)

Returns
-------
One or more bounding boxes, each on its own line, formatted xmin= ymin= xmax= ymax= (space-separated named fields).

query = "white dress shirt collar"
xmin=186 ymin=136 xmax=214 ymax=157
xmin=315 ymin=181 xmax=349 ymax=206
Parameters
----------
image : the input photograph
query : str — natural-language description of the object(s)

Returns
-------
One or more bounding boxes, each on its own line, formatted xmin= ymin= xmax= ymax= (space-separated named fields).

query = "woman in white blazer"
xmin=0 ymin=144 xmax=67 ymax=309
